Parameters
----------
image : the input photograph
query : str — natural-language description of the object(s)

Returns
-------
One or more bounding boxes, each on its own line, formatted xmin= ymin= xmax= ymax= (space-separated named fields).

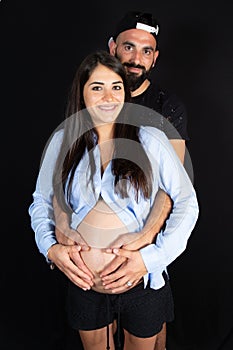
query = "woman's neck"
xmin=95 ymin=124 xmax=114 ymax=174
xmin=96 ymin=123 xmax=114 ymax=143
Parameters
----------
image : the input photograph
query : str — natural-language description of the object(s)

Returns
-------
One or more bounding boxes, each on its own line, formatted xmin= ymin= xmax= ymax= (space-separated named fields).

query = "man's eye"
xmin=124 ymin=45 xmax=132 ymax=51
xmin=144 ymin=49 xmax=153 ymax=55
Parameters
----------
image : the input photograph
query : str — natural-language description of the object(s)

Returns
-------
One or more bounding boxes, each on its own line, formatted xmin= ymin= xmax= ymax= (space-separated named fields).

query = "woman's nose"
xmin=103 ymin=90 xmax=113 ymax=102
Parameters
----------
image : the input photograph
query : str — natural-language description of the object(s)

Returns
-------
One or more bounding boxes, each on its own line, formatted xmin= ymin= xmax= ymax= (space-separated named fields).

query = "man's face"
xmin=110 ymin=29 xmax=159 ymax=91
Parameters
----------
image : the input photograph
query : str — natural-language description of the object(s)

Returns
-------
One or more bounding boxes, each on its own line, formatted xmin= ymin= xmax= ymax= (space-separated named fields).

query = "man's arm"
xmin=104 ymin=138 xmax=185 ymax=252
xmin=101 ymin=136 xmax=198 ymax=293
xmin=54 ymin=189 xmax=172 ymax=249
xmin=53 ymin=195 xmax=89 ymax=248
xmin=124 ymin=139 xmax=185 ymax=248
xmin=54 ymin=140 xmax=185 ymax=251
xmin=106 ymin=188 xmax=172 ymax=251
xmin=169 ymin=139 xmax=185 ymax=164
xmin=100 ymin=138 xmax=185 ymax=281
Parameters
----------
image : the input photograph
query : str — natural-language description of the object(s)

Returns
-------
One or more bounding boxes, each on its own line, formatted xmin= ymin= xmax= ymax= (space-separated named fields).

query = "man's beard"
xmin=125 ymin=70 xmax=148 ymax=91
xmin=123 ymin=62 xmax=153 ymax=91
xmin=115 ymin=53 xmax=153 ymax=91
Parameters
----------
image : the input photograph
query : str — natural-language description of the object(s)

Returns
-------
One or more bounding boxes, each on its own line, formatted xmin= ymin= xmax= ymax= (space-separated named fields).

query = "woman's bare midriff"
xmin=77 ymin=199 xmax=129 ymax=293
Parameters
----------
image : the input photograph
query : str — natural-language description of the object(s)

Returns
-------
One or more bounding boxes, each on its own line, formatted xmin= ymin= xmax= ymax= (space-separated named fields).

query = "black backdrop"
xmin=1 ymin=1 xmax=233 ymax=349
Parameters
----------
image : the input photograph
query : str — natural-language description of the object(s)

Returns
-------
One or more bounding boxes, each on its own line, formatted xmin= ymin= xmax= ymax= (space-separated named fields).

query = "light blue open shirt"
xmin=28 ymin=125 xmax=199 ymax=290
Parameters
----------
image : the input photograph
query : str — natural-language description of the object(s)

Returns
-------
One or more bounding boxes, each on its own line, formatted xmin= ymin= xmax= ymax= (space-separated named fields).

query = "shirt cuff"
xmin=140 ymin=243 xmax=166 ymax=275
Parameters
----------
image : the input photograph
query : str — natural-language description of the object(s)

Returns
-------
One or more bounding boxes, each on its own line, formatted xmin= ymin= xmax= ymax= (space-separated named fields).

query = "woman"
xmin=29 ymin=50 xmax=199 ymax=350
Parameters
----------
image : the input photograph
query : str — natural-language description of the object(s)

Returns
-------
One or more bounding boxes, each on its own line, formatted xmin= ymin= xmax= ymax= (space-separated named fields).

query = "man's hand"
xmin=47 ymin=243 xmax=94 ymax=290
xmin=55 ymin=226 xmax=89 ymax=249
xmin=100 ymin=248 xmax=147 ymax=293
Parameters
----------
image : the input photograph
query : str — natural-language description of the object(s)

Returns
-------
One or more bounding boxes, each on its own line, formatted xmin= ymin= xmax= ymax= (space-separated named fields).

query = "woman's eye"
xmin=113 ymin=85 xmax=122 ymax=90
xmin=92 ymin=86 xmax=102 ymax=91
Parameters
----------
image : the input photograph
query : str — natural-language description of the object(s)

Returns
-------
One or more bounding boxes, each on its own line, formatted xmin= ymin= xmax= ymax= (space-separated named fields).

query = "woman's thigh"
xmin=124 ymin=329 xmax=157 ymax=350
xmin=119 ymin=278 xmax=174 ymax=338
xmin=79 ymin=324 xmax=115 ymax=350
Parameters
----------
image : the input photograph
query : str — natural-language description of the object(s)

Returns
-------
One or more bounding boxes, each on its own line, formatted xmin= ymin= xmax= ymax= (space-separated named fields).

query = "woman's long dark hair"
xmin=53 ymin=50 xmax=153 ymax=213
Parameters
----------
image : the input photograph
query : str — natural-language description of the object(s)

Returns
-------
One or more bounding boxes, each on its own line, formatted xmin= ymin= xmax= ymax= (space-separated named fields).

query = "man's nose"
xmin=131 ymin=50 xmax=142 ymax=65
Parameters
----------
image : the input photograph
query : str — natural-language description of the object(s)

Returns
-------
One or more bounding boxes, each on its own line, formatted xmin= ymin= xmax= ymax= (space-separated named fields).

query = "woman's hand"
xmin=99 ymin=228 xmax=158 ymax=288
xmin=100 ymin=248 xmax=148 ymax=293
xmin=47 ymin=243 xmax=94 ymax=290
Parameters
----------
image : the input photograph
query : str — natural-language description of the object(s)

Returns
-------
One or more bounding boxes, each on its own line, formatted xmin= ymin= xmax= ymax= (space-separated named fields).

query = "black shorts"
xmin=66 ymin=272 xmax=174 ymax=338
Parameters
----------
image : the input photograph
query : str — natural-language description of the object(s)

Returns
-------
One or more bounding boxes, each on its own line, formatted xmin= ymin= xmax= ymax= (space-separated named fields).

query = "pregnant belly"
xmin=80 ymin=248 xmax=118 ymax=293
xmin=77 ymin=200 xmax=129 ymax=293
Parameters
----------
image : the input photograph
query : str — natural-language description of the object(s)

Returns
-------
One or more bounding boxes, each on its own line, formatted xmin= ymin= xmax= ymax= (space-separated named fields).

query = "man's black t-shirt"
xmin=131 ymin=80 xmax=189 ymax=141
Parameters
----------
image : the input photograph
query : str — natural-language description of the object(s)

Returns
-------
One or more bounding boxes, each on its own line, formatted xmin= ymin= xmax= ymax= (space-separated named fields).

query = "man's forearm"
xmin=53 ymin=188 xmax=172 ymax=250
xmin=141 ymin=189 xmax=172 ymax=237
xmin=123 ymin=139 xmax=185 ymax=250
xmin=53 ymin=196 xmax=81 ymax=245
xmin=122 ymin=189 xmax=172 ymax=250
xmin=53 ymin=195 xmax=70 ymax=232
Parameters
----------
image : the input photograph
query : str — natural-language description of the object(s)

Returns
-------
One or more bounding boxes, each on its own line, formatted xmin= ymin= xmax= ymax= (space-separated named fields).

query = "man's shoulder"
xmin=145 ymin=80 xmax=189 ymax=140
xmin=148 ymin=80 xmax=184 ymax=108
xmin=148 ymin=80 xmax=186 ymax=115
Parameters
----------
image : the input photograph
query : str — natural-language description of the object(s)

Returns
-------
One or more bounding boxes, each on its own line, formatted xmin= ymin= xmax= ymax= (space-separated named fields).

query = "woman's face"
xmin=83 ymin=63 xmax=125 ymax=126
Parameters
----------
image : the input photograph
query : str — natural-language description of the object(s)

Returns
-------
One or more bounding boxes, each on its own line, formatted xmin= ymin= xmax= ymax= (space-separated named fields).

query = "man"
xmin=108 ymin=11 xmax=188 ymax=162
xmin=106 ymin=11 xmax=189 ymax=349
xmin=50 ymin=11 xmax=190 ymax=350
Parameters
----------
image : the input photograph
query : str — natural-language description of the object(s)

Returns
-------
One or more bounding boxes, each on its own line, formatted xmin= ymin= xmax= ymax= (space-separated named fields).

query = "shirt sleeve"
xmin=139 ymin=127 xmax=199 ymax=289
xmin=28 ymin=130 xmax=63 ymax=260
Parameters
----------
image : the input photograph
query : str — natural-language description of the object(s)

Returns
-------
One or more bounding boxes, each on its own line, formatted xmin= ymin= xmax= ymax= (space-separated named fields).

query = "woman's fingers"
xmin=100 ymin=255 xmax=126 ymax=278
xmin=101 ymin=248 xmax=147 ymax=292
xmin=68 ymin=245 xmax=93 ymax=278
xmin=50 ymin=244 xmax=94 ymax=290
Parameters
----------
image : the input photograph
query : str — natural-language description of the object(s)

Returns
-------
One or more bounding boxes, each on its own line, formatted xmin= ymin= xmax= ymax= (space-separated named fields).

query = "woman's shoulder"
xmin=48 ymin=128 xmax=64 ymax=144
xmin=41 ymin=128 xmax=64 ymax=156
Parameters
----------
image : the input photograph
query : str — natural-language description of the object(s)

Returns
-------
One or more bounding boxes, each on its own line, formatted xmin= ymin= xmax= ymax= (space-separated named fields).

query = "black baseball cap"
xmin=112 ymin=11 xmax=160 ymax=41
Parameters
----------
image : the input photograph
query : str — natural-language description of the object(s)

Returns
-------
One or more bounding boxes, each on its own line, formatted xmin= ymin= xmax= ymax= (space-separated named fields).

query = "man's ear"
xmin=152 ymin=50 xmax=159 ymax=67
xmin=108 ymin=37 xmax=117 ymax=56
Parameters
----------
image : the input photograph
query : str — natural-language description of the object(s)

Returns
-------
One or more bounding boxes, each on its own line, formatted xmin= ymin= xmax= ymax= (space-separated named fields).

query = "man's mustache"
xmin=123 ymin=62 xmax=146 ymax=70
